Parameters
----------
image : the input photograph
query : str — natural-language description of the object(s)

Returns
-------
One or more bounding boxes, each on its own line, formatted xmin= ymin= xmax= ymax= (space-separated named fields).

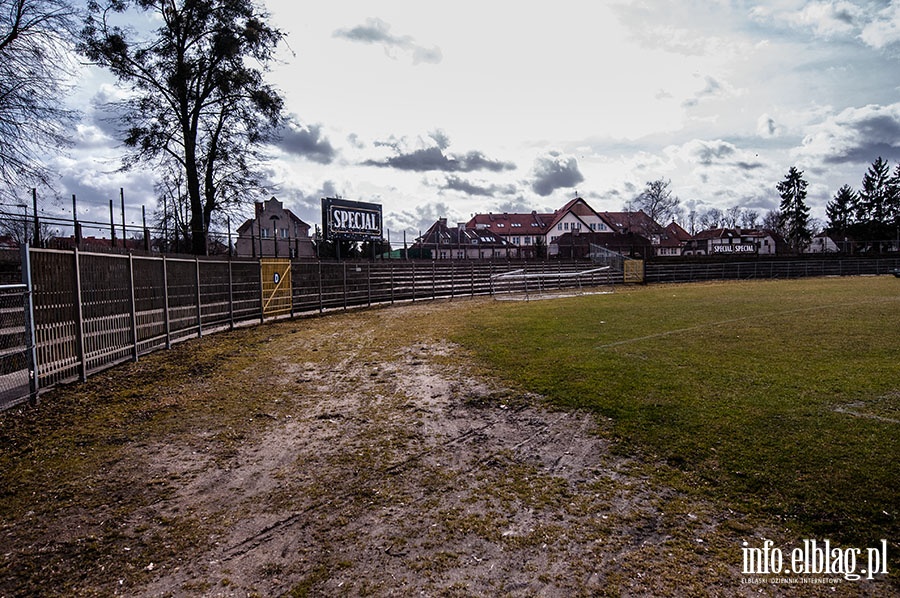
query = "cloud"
xmin=756 ymin=113 xmax=781 ymax=138
xmin=794 ymin=1 xmax=862 ymax=37
xmin=797 ymin=103 xmax=900 ymax=164
xmin=364 ymin=146 xmax=515 ymax=173
xmin=667 ymin=139 xmax=766 ymax=171
xmin=387 ymin=201 xmax=461 ymax=234
xmin=682 ymin=75 xmax=727 ymax=109
xmin=530 ymin=152 xmax=584 ymax=197
xmin=441 ymin=175 xmax=518 ymax=197
xmin=860 ymin=2 xmax=900 ymax=49
xmin=275 ymin=119 xmax=336 ymax=164
xmin=333 ymin=17 xmax=442 ymax=64
xmin=751 ymin=1 xmax=900 ymax=49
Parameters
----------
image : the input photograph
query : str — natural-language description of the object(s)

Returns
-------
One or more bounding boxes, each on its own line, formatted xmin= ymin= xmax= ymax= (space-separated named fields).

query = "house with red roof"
xmin=235 ymin=197 xmax=315 ymax=259
xmin=466 ymin=197 xmax=617 ymax=258
xmin=412 ymin=218 xmax=518 ymax=259
xmin=682 ymin=228 xmax=784 ymax=256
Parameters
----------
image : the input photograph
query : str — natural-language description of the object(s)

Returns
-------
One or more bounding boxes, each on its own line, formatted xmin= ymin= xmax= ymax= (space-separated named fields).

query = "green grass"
xmin=452 ymin=277 xmax=899 ymax=552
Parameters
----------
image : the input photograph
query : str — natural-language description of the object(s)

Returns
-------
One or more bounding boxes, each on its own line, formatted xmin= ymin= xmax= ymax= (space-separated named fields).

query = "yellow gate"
xmin=623 ymin=260 xmax=645 ymax=284
xmin=261 ymin=259 xmax=292 ymax=318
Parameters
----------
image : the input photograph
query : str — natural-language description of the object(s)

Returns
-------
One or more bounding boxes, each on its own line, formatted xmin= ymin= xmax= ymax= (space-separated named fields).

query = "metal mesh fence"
xmin=0 ymin=285 xmax=31 ymax=410
xmin=5 ymin=248 xmax=899 ymax=410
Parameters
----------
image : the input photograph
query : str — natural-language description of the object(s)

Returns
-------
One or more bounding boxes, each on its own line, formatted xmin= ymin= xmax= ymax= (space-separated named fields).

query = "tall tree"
xmin=79 ymin=0 xmax=285 ymax=254
xmin=776 ymin=166 xmax=812 ymax=253
xmin=633 ymin=178 xmax=681 ymax=225
xmin=852 ymin=157 xmax=899 ymax=248
xmin=825 ymin=184 xmax=856 ymax=235
xmin=697 ymin=207 xmax=724 ymax=230
xmin=739 ymin=208 xmax=760 ymax=229
xmin=857 ymin=157 xmax=893 ymax=224
xmin=0 ymin=0 xmax=79 ymax=201
xmin=890 ymin=162 xmax=900 ymax=228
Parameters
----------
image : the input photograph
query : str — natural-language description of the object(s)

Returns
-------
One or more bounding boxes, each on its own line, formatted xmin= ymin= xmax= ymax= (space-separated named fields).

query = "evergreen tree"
xmin=825 ymin=184 xmax=856 ymax=234
xmin=776 ymin=167 xmax=812 ymax=253
xmin=857 ymin=157 xmax=892 ymax=224
xmin=854 ymin=157 xmax=899 ymax=248
xmin=890 ymin=163 xmax=900 ymax=227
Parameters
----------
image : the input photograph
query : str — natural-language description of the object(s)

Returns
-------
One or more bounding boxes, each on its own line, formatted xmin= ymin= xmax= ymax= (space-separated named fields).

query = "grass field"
xmin=0 ymin=275 xmax=897 ymax=595
xmin=452 ymin=277 xmax=899 ymax=555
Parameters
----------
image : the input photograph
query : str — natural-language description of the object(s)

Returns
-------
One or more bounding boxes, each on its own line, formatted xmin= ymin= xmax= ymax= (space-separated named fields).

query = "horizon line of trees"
xmin=825 ymin=157 xmax=900 ymax=251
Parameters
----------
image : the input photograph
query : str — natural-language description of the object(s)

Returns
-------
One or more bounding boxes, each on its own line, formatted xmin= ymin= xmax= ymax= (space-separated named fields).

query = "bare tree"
xmin=633 ymin=178 xmax=681 ymax=224
xmin=698 ymin=207 xmax=724 ymax=230
xmin=0 ymin=0 xmax=79 ymax=202
xmin=740 ymin=209 xmax=760 ymax=229
xmin=725 ymin=205 xmax=742 ymax=228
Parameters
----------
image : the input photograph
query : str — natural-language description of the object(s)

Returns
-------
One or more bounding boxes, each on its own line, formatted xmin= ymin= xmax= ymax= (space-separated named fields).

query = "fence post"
xmin=411 ymin=261 xmax=416 ymax=301
xmin=432 ymin=260 xmax=436 ymax=300
xmin=20 ymin=245 xmax=38 ymax=404
xmin=390 ymin=263 xmax=395 ymax=305
xmin=258 ymin=258 xmax=265 ymax=323
xmin=317 ymin=261 xmax=324 ymax=314
xmin=290 ymin=261 xmax=296 ymax=319
xmin=162 ymin=256 xmax=171 ymax=349
xmin=228 ymin=259 xmax=235 ymax=330
xmin=450 ymin=262 xmax=455 ymax=300
xmin=73 ymin=248 xmax=87 ymax=382
xmin=128 ymin=254 xmax=138 ymax=362
xmin=342 ymin=262 xmax=348 ymax=311
xmin=195 ymin=257 xmax=203 ymax=337
xmin=367 ymin=263 xmax=372 ymax=308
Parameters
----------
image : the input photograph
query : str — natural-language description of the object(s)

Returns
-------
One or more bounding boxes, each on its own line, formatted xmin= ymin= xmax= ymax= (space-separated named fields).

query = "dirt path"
xmin=1 ymin=299 xmax=883 ymax=596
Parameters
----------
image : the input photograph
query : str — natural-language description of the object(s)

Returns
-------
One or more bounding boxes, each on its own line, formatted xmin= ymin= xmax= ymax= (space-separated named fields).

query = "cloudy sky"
xmin=53 ymin=0 xmax=900 ymax=237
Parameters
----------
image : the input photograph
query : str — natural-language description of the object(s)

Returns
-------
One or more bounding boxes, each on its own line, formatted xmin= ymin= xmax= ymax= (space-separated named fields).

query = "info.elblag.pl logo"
xmin=741 ymin=539 xmax=889 ymax=582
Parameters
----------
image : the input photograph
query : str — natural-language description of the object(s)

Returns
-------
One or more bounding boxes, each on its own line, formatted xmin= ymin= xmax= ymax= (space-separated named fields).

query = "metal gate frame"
xmin=623 ymin=260 xmax=645 ymax=283
xmin=260 ymin=259 xmax=292 ymax=318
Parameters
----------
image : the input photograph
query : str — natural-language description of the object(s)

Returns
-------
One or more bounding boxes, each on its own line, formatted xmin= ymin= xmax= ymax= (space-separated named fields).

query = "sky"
xmin=46 ymin=0 xmax=900 ymax=238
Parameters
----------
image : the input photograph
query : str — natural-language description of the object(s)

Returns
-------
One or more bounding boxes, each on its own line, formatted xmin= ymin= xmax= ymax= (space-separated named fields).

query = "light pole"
xmin=16 ymin=203 xmax=27 ymax=247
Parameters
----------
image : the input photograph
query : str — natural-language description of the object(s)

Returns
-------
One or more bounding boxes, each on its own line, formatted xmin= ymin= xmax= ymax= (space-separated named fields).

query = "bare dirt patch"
xmin=1 ymin=299 xmax=889 ymax=596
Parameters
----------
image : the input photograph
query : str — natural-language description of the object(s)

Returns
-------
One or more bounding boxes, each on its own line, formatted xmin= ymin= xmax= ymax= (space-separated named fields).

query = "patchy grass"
xmin=452 ymin=277 xmax=900 ymax=561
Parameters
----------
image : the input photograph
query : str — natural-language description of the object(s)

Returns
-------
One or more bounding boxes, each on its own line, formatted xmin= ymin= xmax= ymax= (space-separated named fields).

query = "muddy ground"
xmin=0 ymin=298 xmax=891 ymax=597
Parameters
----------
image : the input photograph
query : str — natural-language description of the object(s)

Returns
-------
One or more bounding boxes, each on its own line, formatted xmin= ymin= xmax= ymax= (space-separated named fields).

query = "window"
xmin=524 ymin=237 xmax=531 ymax=245
xmin=281 ymin=228 xmax=289 ymax=239
xmin=564 ymin=222 xmax=569 ymax=230
xmin=557 ymin=224 xmax=562 ymax=231
xmin=260 ymin=227 xmax=270 ymax=239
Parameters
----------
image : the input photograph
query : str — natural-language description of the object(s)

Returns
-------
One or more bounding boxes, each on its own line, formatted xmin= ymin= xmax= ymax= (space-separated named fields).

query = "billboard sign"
xmin=712 ymin=243 xmax=757 ymax=255
xmin=322 ymin=197 xmax=383 ymax=241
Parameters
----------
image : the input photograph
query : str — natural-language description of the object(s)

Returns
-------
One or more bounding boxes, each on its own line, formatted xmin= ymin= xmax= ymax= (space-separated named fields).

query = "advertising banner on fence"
xmin=322 ymin=197 xmax=383 ymax=242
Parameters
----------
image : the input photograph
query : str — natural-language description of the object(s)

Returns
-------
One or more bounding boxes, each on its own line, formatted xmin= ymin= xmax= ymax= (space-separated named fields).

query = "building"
xmin=655 ymin=222 xmax=691 ymax=257
xmin=235 ymin=197 xmax=315 ymax=259
xmin=599 ymin=210 xmax=666 ymax=240
xmin=805 ymin=233 xmax=844 ymax=254
xmin=466 ymin=197 xmax=616 ymax=258
xmin=412 ymin=218 xmax=518 ymax=259
xmin=551 ymin=231 xmax=653 ymax=260
xmin=682 ymin=228 xmax=783 ymax=256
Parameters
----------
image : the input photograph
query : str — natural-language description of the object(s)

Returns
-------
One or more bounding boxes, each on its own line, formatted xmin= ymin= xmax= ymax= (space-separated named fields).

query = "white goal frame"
xmin=489 ymin=266 xmax=613 ymax=300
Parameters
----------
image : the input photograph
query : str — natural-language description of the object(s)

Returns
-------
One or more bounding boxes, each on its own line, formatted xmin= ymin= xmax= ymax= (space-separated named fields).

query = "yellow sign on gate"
xmin=623 ymin=260 xmax=645 ymax=284
xmin=261 ymin=259 xmax=292 ymax=318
